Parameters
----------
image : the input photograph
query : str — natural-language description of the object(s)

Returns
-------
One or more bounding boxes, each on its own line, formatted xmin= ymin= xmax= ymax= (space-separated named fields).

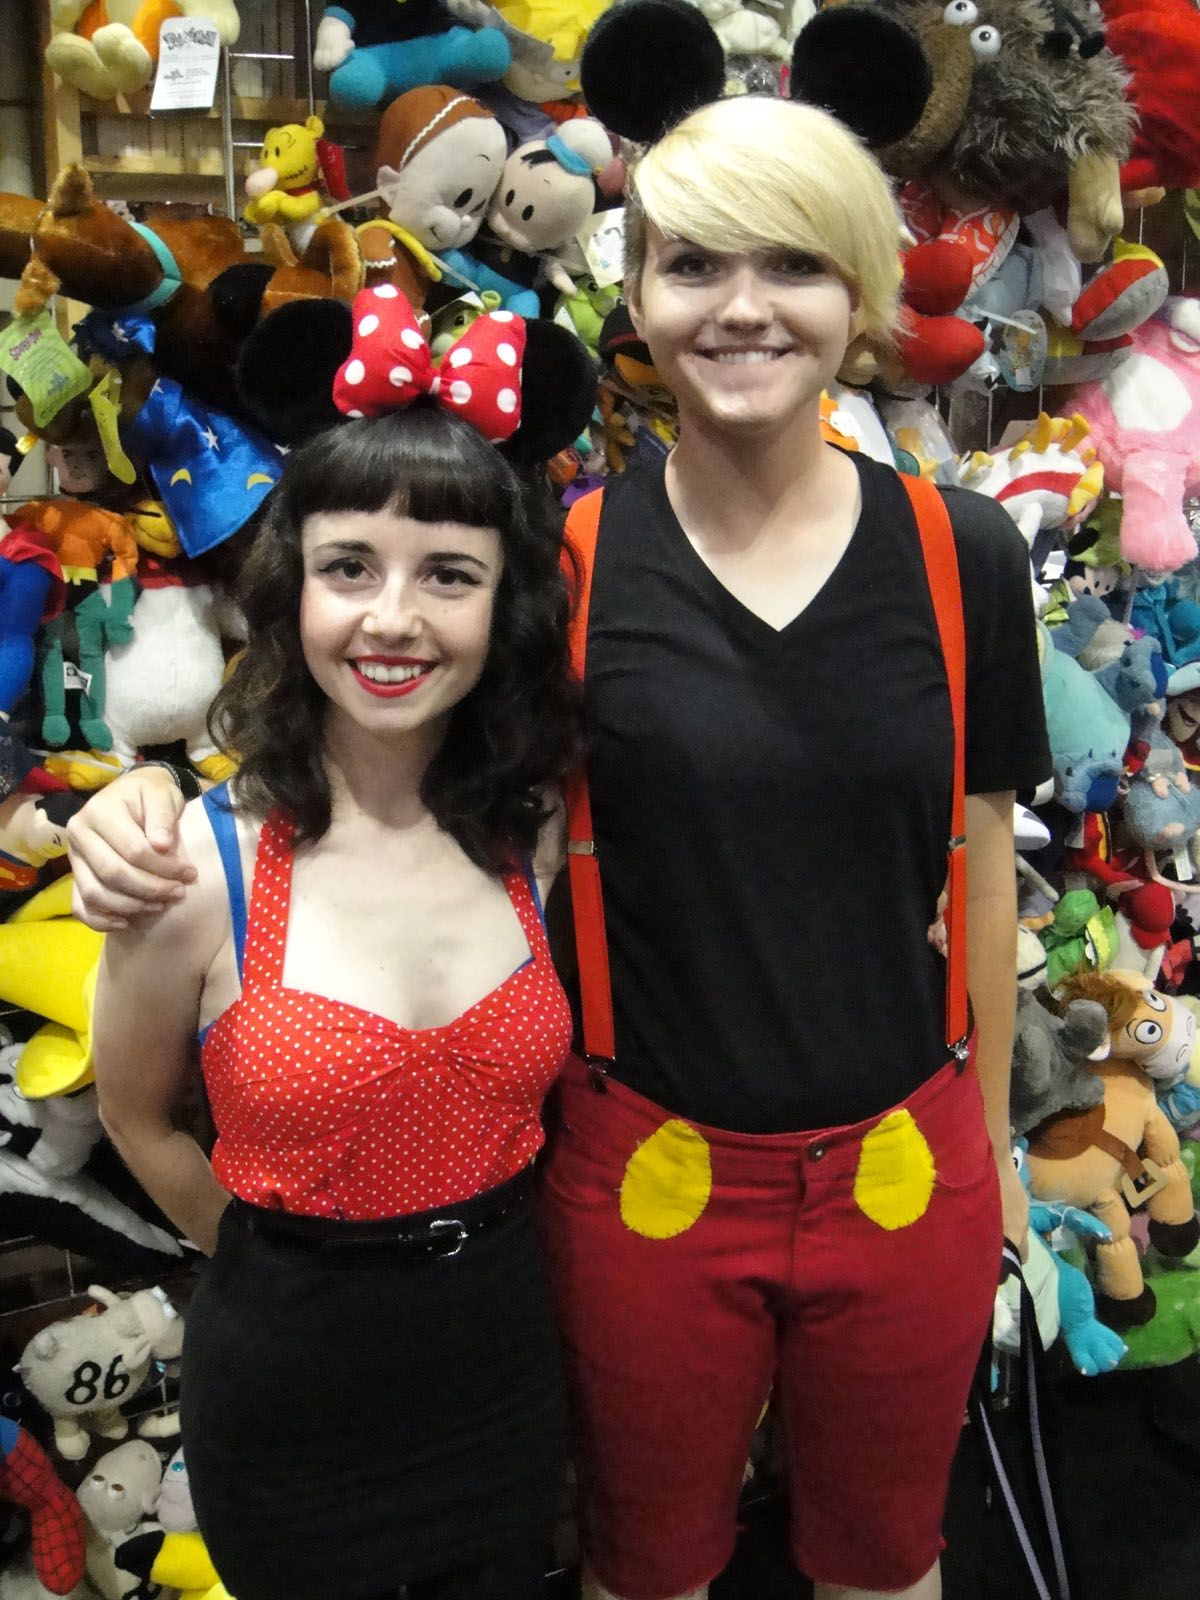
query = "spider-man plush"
xmin=0 ymin=1415 xmax=87 ymax=1594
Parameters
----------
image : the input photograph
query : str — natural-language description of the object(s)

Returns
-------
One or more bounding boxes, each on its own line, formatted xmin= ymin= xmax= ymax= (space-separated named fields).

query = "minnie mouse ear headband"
xmin=235 ymin=284 xmax=597 ymax=464
xmin=580 ymin=0 xmax=932 ymax=151
xmin=334 ymin=284 xmax=527 ymax=442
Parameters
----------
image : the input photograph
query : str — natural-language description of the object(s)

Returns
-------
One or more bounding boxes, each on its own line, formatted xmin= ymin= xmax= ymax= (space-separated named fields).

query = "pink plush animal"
xmin=1071 ymin=299 xmax=1200 ymax=572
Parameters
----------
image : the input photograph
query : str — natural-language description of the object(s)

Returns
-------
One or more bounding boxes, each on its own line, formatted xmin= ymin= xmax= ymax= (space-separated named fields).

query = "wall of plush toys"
xmin=4 ymin=0 xmax=1200 ymax=1592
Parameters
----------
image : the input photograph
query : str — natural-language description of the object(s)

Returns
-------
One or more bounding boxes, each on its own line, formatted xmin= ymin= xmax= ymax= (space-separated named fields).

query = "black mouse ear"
xmin=581 ymin=0 xmax=727 ymax=145
xmin=236 ymin=298 xmax=353 ymax=446
xmin=790 ymin=8 xmax=931 ymax=150
xmin=504 ymin=320 xmax=597 ymax=467
xmin=209 ymin=262 xmax=275 ymax=340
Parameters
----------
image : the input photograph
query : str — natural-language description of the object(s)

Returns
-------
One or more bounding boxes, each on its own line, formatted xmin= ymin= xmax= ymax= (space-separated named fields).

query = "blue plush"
xmin=1038 ymin=620 xmax=1129 ymax=813
xmin=320 ymin=3 xmax=510 ymax=109
xmin=438 ymin=249 xmax=541 ymax=317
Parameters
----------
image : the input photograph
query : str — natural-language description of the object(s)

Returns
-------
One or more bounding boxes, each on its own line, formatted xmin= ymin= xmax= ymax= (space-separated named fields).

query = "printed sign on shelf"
xmin=151 ymin=18 xmax=222 ymax=111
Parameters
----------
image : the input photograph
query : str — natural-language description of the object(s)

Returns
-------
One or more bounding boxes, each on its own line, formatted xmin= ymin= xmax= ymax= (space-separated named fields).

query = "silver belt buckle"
xmin=428 ymin=1218 xmax=468 ymax=1257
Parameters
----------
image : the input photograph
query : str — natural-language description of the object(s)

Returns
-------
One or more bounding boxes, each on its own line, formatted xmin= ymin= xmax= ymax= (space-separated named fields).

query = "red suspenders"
xmin=562 ymin=471 xmax=970 ymax=1070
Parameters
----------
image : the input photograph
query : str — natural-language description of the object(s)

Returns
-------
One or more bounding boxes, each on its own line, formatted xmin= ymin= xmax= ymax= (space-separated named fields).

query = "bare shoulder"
xmin=106 ymin=798 xmax=236 ymax=975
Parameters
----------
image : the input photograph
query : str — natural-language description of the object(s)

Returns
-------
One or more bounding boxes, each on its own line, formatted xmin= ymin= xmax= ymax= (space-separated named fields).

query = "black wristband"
xmin=139 ymin=759 xmax=203 ymax=803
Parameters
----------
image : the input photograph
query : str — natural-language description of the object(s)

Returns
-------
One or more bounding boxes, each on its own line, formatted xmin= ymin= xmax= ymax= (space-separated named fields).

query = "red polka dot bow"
xmin=333 ymin=285 xmax=526 ymax=443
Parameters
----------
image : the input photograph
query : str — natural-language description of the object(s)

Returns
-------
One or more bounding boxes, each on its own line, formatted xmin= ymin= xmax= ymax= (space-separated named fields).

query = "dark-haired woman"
xmin=89 ymin=392 xmax=581 ymax=1600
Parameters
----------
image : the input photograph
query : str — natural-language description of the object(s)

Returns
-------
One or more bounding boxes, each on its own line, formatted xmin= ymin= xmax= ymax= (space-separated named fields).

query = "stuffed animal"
xmin=1100 ymin=0 xmax=1200 ymax=196
xmin=553 ymin=271 xmax=620 ymax=356
xmin=313 ymin=0 xmax=511 ymax=109
xmin=369 ymin=85 xmax=507 ymax=255
xmin=6 ymin=499 xmax=138 ymax=752
xmin=76 ymin=1441 xmax=166 ymax=1600
xmin=102 ymin=505 xmax=235 ymax=779
xmin=46 ymin=2 xmax=240 ymax=100
xmin=1010 ymin=988 xmax=1109 ymax=1136
xmin=1037 ymin=620 xmax=1129 ymax=813
xmin=114 ymin=1451 xmax=233 ymax=1600
xmin=1070 ymin=299 xmax=1200 ymax=572
xmin=16 ymin=1290 xmax=170 ymax=1460
xmin=1025 ymin=968 xmax=1200 ymax=1328
xmin=18 ymin=1287 xmax=182 ymax=1464
xmin=1037 ymin=886 xmax=1118 ymax=988
xmin=953 ymin=414 xmax=1103 ymax=604
xmin=244 ymin=116 xmax=347 ymax=252
xmin=1122 ymin=705 xmax=1200 ymax=854
xmin=0 ymin=878 xmax=104 ymax=1101
xmin=481 ymin=118 xmax=613 ymax=296
xmin=0 ymin=527 xmax=65 ymax=717
xmin=0 ymin=1050 xmax=184 ymax=1267
xmin=1051 ymin=593 xmax=1166 ymax=715
xmin=0 ymin=1417 xmax=87 ymax=1597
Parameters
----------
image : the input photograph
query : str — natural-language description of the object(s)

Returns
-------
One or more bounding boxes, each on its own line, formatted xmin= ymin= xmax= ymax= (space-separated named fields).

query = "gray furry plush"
xmin=937 ymin=0 xmax=1135 ymax=205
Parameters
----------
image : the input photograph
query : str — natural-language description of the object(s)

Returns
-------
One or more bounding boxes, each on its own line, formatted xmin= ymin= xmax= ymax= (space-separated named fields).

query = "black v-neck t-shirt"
xmin=584 ymin=449 xmax=1051 ymax=1133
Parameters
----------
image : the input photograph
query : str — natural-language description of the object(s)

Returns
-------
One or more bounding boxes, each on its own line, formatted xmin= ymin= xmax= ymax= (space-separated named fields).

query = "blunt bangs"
xmin=278 ymin=403 xmax=520 ymax=535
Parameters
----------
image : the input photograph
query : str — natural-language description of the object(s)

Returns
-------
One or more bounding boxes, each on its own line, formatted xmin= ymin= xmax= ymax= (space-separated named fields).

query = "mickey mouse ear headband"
xmin=236 ymin=289 xmax=597 ymax=467
xmin=580 ymin=0 xmax=932 ymax=151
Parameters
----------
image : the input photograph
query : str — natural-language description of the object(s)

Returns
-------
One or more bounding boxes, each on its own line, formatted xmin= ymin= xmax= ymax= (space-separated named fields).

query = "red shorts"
xmin=539 ymin=1054 xmax=1002 ymax=1599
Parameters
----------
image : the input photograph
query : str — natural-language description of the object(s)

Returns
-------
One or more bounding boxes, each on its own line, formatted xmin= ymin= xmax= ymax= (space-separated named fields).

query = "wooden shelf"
xmin=79 ymin=92 xmax=380 ymax=127
xmin=84 ymin=153 xmax=235 ymax=178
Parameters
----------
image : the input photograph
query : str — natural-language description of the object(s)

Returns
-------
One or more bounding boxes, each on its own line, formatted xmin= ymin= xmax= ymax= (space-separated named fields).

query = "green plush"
xmin=1040 ymin=888 xmax=1118 ymax=990
xmin=1118 ymin=1144 xmax=1200 ymax=1369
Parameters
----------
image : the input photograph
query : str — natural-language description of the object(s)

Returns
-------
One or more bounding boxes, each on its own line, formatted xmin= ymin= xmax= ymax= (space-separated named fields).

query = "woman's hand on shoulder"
xmin=67 ymin=766 xmax=198 ymax=931
xmin=533 ymin=787 xmax=567 ymax=902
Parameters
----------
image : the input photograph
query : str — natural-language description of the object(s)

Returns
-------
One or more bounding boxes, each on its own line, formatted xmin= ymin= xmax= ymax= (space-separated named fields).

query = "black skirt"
xmin=180 ymin=1178 xmax=567 ymax=1600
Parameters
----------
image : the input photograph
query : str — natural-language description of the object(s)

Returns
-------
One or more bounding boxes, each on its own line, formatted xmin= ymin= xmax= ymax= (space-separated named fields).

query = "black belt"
xmin=230 ymin=1165 xmax=535 ymax=1263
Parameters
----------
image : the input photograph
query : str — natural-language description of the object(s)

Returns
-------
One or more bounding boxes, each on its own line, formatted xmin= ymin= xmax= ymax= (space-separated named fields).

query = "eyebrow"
xmin=427 ymin=550 xmax=491 ymax=570
xmin=309 ymin=541 xmax=491 ymax=571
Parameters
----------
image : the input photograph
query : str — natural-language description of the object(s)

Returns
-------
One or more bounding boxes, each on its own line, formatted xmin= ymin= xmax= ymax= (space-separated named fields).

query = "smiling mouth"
xmin=697 ymin=349 xmax=791 ymax=365
xmin=351 ymin=658 xmax=435 ymax=689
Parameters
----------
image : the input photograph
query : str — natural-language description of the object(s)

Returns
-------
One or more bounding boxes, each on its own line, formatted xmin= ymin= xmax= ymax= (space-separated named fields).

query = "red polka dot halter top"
xmin=201 ymin=809 xmax=573 ymax=1219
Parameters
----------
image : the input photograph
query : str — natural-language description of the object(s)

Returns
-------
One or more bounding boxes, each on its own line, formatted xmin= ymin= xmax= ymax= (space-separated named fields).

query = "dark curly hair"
xmin=209 ymin=404 xmax=582 ymax=870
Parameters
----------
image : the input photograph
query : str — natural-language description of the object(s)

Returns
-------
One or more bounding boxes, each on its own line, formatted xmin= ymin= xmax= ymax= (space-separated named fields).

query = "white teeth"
xmin=356 ymin=662 xmax=427 ymax=684
xmin=705 ymin=350 xmax=785 ymax=364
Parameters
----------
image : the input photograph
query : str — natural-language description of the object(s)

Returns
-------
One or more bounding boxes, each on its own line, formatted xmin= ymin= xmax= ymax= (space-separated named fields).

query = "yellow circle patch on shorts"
xmin=620 ymin=1120 xmax=713 ymax=1239
xmin=852 ymin=1109 xmax=935 ymax=1230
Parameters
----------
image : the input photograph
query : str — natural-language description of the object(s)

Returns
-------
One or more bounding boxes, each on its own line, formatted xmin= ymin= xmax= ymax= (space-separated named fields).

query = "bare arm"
xmin=965 ymin=789 xmax=1028 ymax=1254
xmin=92 ymin=804 xmax=230 ymax=1256
xmin=67 ymin=767 xmax=199 ymax=931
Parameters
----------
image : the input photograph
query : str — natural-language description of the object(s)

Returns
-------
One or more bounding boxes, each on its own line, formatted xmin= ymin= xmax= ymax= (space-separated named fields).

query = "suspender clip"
xmin=585 ymin=1054 xmax=614 ymax=1093
xmin=951 ymin=1035 xmax=972 ymax=1070
xmin=567 ymin=839 xmax=596 ymax=856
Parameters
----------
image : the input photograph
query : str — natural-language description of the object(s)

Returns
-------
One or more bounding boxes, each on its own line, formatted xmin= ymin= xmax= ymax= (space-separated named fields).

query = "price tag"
xmin=0 ymin=311 xmax=93 ymax=429
xmin=88 ymin=370 xmax=137 ymax=485
xmin=576 ymin=208 xmax=625 ymax=290
xmin=151 ymin=17 xmax=221 ymax=111
xmin=63 ymin=661 xmax=93 ymax=696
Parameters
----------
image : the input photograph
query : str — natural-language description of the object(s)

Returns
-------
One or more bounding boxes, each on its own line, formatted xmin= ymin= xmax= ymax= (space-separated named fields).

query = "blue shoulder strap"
xmin=522 ymin=858 xmax=547 ymax=933
xmin=202 ymin=782 xmax=247 ymax=984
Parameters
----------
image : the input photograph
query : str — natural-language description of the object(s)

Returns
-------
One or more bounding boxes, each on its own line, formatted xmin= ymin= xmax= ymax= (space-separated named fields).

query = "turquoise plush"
xmin=1038 ymin=620 xmax=1130 ymax=812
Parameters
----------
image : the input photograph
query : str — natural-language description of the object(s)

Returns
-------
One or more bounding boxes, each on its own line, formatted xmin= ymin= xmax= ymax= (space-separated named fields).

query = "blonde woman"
xmin=69 ymin=87 xmax=1049 ymax=1600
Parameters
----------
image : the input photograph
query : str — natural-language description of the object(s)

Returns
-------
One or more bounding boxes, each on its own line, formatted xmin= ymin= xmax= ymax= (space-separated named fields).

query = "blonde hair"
xmin=624 ymin=97 xmax=905 ymax=345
